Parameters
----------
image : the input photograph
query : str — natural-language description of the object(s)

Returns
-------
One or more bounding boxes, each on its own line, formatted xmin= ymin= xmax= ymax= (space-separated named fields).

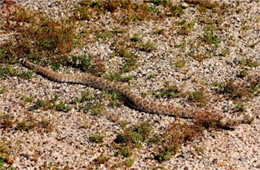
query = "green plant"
xmin=188 ymin=88 xmax=208 ymax=107
xmin=85 ymin=103 xmax=106 ymax=116
xmin=178 ymin=21 xmax=195 ymax=35
xmin=55 ymin=102 xmax=72 ymax=112
xmin=0 ymin=88 xmax=6 ymax=94
xmin=155 ymin=85 xmax=179 ymax=99
xmin=155 ymin=147 xmax=176 ymax=162
xmin=1 ymin=5 xmax=76 ymax=66
xmin=89 ymin=133 xmax=104 ymax=143
xmin=130 ymin=33 xmax=141 ymax=42
xmin=171 ymin=5 xmax=184 ymax=17
xmin=103 ymin=90 xmax=122 ymax=108
xmin=0 ymin=139 xmax=15 ymax=166
xmin=239 ymin=58 xmax=259 ymax=67
xmin=148 ymin=0 xmax=169 ymax=5
xmin=126 ymin=158 xmax=135 ymax=167
xmin=175 ymin=60 xmax=186 ymax=68
xmin=29 ymin=98 xmax=56 ymax=111
xmin=16 ymin=120 xmax=36 ymax=132
xmin=194 ymin=146 xmax=204 ymax=153
xmin=115 ymin=121 xmax=152 ymax=149
xmin=79 ymin=88 xmax=94 ymax=102
xmin=237 ymin=68 xmax=248 ymax=78
xmin=202 ymin=31 xmax=221 ymax=45
xmin=186 ymin=0 xmax=227 ymax=14
xmin=218 ymin=80 xmax=252 ymax=99
xmin=118 ymin=146 xmax=132 ymax=157
xmin=155 ymin=122 xmax=203 ymax=162
xmin=0 ymin=65 xmax=20 ymax=78
xmin=147 ymin=74 xmax=156 ymax=79
xmin=96 ymin=31 xmax=114 ymax=39
xmin=105 ymin=72 xmax=134 ymax=83
xmin=93 ymin=154 xmax=110 ymax=165
xmin=114 ymin=45 xmax=139 ymax=73
xmin=137 ymin=40 xmax=157 ymax=52
xmin=20 ymin=71 xmax=33 ymax=79
xmin=39 ymin=120 xmax=53 ymax=132
xmin=24 ymin=96 xmax=34 ymax=103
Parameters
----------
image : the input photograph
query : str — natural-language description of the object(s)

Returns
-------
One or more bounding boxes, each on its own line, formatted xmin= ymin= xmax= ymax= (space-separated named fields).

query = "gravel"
xmin=0 ymin=0 xmax=259 ymax=169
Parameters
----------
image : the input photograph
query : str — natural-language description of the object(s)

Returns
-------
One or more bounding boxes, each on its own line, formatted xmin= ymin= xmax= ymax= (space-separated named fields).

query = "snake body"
xmin=20 ymin=59 xmax=252 ymax=128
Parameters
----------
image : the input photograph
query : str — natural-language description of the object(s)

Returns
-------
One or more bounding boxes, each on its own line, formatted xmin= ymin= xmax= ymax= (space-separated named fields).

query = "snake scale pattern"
xmin=20 ymin=59 xmax=253 ymax=128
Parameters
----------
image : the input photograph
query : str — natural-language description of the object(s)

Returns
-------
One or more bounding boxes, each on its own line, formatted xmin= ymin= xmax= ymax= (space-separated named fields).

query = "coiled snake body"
xmin=20 ymin=59 xmax=253 ymax=128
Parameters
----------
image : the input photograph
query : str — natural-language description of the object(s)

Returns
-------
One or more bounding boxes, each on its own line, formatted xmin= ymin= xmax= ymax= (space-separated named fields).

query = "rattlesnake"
xmin=20 ymin=59 xmax=253 ymax=128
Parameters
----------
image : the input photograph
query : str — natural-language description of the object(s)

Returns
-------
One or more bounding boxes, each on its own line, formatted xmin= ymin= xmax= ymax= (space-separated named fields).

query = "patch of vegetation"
xmin=114 ymin=121 xmax=152 ymax=156
xmin=175 ymin=59 xmax=186 ymax=68
xmin=38 ymin=119 xmax=53 ymax=132
xmin=91 ymin=104 xmax=106 ymax=116
xmin=247 ymin=75 xmax=260 ymax=95
xmin=177 ymin=20 xmax=195 ymax=35
xmin=15 ymin=115 xmax=53 ymax=133
xmin=147 ymin=73 xmax=156 ymax=79
xmin=0 ymin=65 xmax=33 ymax=80
xmin=186 ymin=0 xmax=228 ymax=14
xmin=71 ymin=55 xmax=106 ymax=76
xmin=82 ymin=103 xmax=106 ymax=116
xmin=0 ymin=65 xmax=20 ymax=78
xmin=153 ymin=27 xmax=165 ymax=35
xmin=148 ymin=0 xmax=169 ymax=5
xmin=103 ymin=90 xmax=122 ymax=108
xmin=20 ymin=71 xmax=33 ymax=79
xmin=216 ymin=79 xmax=259 ymax=99
xmin=188 ymin=88 xmax=208 ymax=107
xmin=155 ymin=84 xmax=180 ymax=99
xmin=171 ymin=5 xmax=184 ymax=17
xmin=76 ymin=88 xmax=94 ymax=103
xmin=130 ymin=33 xmax=141 ymax=42
xmin=29 ymin=96 xmax=72 ymax=113
xmin=114 ymin=44 xmax=139 ymax=73
xmin=201 ymin=31 xmax=221 ymax=45
xmin=120 ymin=120 xmax=130 ymax=129
xmin=0 ymin=46 xmax=14 ymax=64
xmin=55 ymin=102 xmax=72 ymax=112
xmin=16 ymin=119 xmax=37 ymax=132
xmin=89 ymin=133 xmax=104 ymax=143
xmin=239 ymin=58 xmax=259 ymax=67
xmin=154 ymin=122 xmax=203 ymax=162
xmin=0 ymin=139 xmax=16 ymax=166
xmin=0 ymin=113 xmax=15 ymax=130
xmin=0 ymin=88 xmax=6 ymax=94
xmin=1 ymin=5 xmax=77 ymax=66
xmin=96 ymin=31 xmax=114 ymax=40
xmin=93 ymin=154 xmax=110 ymax=166
xmin=74 ymin=0 xmax=167 ymax=24
xmin=137 ymin=40 xmax=157 ymax=52
xmin=24 ymin=96 xmax=34 ymax=103
xmin=29 ymin=98 xmax=56 ymax=111
xmin=237 ymin=68 xmax=249 ymax=78
xmin=79 ymin=118 xmax=91 ymax=129
xmin=194 ymin=146 xmax=204 ymax=153
xmin=118 ymin=146 xmax=133 ymax=157
xmin=189 ymin=51 xmax=209 ymax=62
xmin=105 ymin=72 xmax=134 ymax=83
xmin=126 ymin=158 xmax=135 ymax=167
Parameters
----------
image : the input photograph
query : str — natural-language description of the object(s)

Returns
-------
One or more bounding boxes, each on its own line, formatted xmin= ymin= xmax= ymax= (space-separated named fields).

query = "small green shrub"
xmin=202 ymin=31 xmax=221 ymax=45
xmin=55 ymin=102 xmax=72 ymax=112
xmin=89 ymin=133 xmax=104 ymax=143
